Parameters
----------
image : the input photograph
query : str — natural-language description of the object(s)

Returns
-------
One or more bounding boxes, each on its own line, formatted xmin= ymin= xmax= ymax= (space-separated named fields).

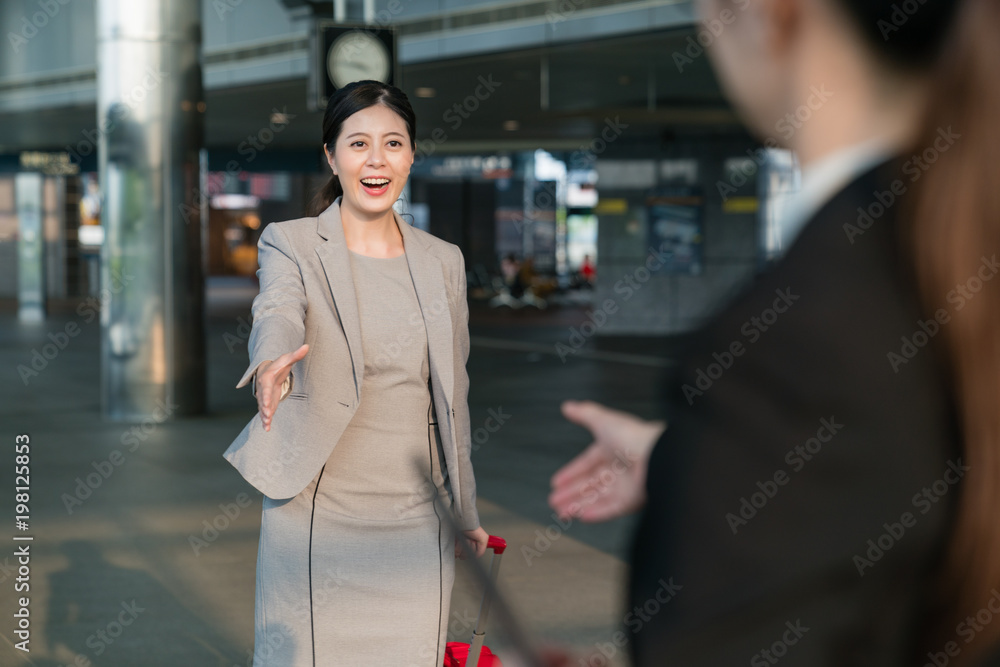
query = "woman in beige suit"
xmin=228 ymin=80 xmax=488 ymax=666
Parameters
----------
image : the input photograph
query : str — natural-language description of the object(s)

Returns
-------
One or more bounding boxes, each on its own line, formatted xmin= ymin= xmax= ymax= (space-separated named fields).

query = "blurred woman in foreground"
xmin=550 ymin=0 xmax=1000 ymax=664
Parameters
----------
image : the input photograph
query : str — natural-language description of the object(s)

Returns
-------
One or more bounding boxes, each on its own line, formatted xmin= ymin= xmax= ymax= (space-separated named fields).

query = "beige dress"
xmin=253 ymin=249 xmax=455 ymax=666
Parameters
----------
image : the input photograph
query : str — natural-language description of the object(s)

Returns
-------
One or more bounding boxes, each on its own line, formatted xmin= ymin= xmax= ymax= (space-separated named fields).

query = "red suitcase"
xmin=444 ymin=535 xmax=507 ymax=667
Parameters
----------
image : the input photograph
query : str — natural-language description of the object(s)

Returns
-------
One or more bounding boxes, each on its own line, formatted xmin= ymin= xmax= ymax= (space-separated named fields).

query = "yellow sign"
xmin=594 ymin=198 xmax=628 ymax=214
xmin=723 ymin=196 xmax=758 ymax=213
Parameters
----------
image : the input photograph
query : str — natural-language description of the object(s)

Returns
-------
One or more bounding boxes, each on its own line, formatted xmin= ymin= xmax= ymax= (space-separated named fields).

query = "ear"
xmin=323 ymin=145 xmax=337 ymax=174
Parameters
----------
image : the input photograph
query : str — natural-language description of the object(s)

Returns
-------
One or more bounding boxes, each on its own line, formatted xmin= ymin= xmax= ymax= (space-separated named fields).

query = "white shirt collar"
xmin=781 ymin=137 xmax=896 ymax=250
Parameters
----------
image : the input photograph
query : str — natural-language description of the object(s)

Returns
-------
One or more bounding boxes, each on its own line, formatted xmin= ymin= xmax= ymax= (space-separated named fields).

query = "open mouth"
xmin=360 ymin=177 xmax=390 ymax=196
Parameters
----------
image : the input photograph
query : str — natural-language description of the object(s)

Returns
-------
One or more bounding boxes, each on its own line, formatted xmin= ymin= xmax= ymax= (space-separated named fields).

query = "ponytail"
xmin=309 ymin=161 xmax=343 ymax=217
xmin=903 ymin=1 xmax=1000 ymax=663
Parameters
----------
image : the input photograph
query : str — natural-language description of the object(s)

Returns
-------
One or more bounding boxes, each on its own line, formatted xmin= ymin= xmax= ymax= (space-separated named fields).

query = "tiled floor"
xmin=0 ymin=284 xmax=672 ymax=666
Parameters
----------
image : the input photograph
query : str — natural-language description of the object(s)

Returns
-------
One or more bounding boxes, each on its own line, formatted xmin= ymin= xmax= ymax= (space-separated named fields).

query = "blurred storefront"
xmin=0 ymin=0 xmax=800 ymax=335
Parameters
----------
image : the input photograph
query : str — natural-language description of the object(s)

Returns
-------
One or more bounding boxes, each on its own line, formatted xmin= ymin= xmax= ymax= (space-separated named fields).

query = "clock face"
xmin=327 ymin=32 xmax=391 ymax=89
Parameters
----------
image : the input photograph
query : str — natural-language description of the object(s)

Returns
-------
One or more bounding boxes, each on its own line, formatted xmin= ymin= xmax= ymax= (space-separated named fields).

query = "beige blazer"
xmin=223 ymin=197 xmax=480 ymax=531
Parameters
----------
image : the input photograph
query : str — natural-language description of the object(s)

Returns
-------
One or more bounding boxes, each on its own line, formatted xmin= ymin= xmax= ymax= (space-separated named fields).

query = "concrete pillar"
xmin=97 ymin=0 xmax=205 ymax=421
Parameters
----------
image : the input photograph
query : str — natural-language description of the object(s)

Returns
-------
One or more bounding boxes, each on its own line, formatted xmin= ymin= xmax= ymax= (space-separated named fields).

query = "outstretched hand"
xmin=548 ymin=400 xmax=666 ymax=523
xmin=255 ymin=344 xmax=309 ymax=432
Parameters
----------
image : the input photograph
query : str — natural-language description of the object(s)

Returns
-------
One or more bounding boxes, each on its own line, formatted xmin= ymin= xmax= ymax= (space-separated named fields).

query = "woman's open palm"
xmin=255 ymin=344 xmax=309 ymax=431
xmin=548 ymin=400 xmax=666 ymax=522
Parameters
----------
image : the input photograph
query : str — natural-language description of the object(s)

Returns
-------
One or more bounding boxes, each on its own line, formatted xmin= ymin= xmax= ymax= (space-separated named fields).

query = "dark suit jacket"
xmin=628 ymin=159 xmax=966 ymax=665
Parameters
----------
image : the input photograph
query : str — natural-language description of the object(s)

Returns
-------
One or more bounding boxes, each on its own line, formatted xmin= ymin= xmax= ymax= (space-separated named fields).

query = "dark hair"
xmin=835 ymin=1 xmax=1000 ymax=663
xmin=836 ymin=0 xmax=961 ymax=69
xmin=309 ymin=80 xmax=416 ymax=216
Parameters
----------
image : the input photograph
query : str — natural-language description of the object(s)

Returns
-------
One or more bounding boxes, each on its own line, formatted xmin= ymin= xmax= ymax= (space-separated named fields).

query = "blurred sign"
xmin=211 ymin=194 xmax=261 ymax=210
xmin=660 ymin=158 xmax=698 ymax=184
xmin=594 ymin=198 xmax=627 ymax=214
xmin=20 ymin=151 xmax=78 ymax=175
xmin=429 ymin=155 xmax=512 ymax=178
xmin=566 ymin=182 xmax=597 ymax=208
xmin=647 ymin=188 xmax=704 ymax=275
xmin=723 ymin=196 xmax=758 ymax=213
xmin=78 ymin=225 xmax=105 ymax=247
xmin=309 ymin=22 xmax=396 ymax=111
xmin=530 ymin=181 xmax=558 ymax=272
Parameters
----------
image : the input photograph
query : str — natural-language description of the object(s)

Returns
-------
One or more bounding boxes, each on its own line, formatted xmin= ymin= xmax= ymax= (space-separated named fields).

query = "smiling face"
xmin=324 ymin=103 xmax=414 ymax=218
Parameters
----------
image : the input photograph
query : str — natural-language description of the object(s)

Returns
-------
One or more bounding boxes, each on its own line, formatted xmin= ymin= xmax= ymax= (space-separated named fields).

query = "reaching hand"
xmin=255 ymin=344 xmax=309 ymax=432
xmin=456 ymin=526 xmax=489 ymax=559
xmin=548 ymin=400 xmax=666 ymax=523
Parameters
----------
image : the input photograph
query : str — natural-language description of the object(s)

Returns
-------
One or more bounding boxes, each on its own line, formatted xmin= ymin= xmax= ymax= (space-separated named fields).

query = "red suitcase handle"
xmin=487 ymin=535 xmax=506 ymax=554
xmin=464 ymin=535 xmax=507 ymax=666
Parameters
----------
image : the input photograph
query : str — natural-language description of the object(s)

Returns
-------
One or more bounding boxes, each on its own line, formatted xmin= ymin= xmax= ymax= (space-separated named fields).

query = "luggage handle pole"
xmin=465 ymin=536 xmax=506 ymax=667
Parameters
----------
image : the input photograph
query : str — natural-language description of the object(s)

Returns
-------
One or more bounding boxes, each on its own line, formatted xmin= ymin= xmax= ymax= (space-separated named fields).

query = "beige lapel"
xmin=314 ymin=197 xmax=455 ymax=408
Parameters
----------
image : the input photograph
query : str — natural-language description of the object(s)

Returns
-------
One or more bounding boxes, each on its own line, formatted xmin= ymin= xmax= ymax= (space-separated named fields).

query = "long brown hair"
xmin=308 ymin=79 xmax=416 ymax=217
xmin=900 ymin=1 xmax=1000 ymax=662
